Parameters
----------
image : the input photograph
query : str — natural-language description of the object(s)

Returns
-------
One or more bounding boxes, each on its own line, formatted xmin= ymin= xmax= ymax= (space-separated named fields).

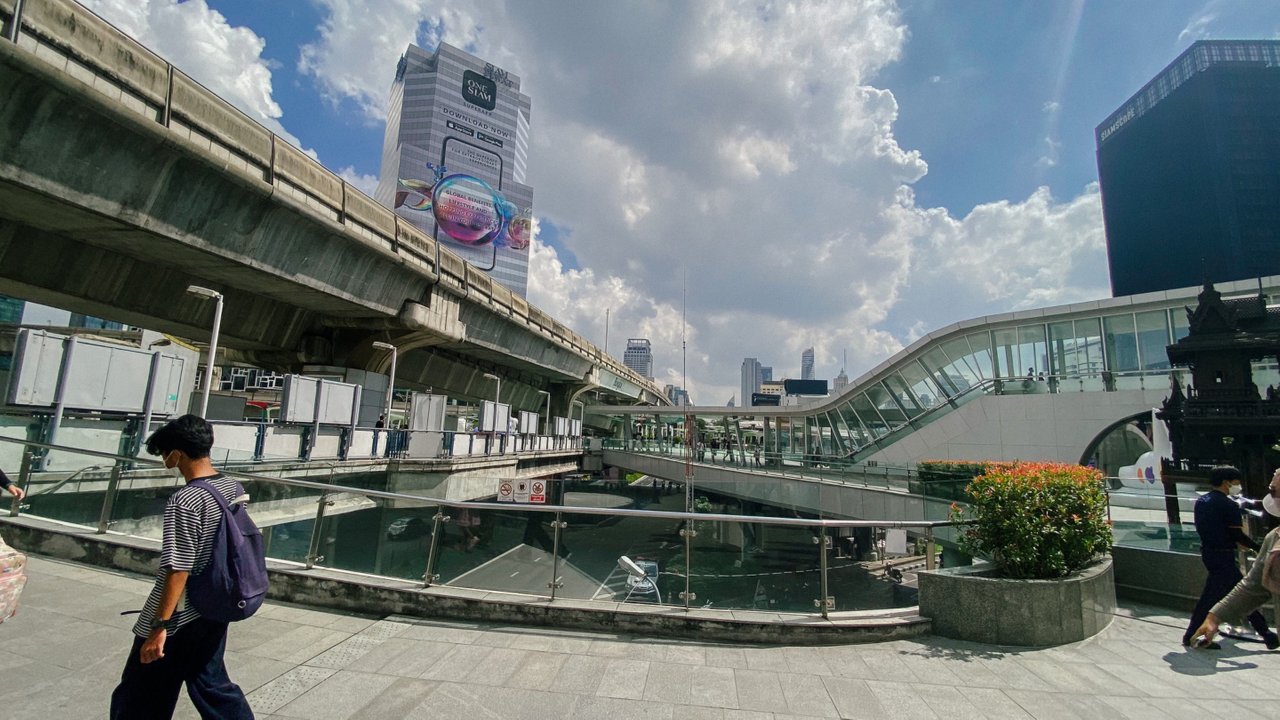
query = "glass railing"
xmin=1 ymin=435 xmax=960 ymax=618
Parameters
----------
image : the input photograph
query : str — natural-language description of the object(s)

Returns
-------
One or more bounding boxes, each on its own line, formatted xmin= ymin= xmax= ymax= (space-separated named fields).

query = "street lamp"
xmin=187 ymin=285 xmax=223 ymax=418
xmin=372 ymin=341 xmax=397 ymax=427
xmin=482 ymin=372 xmax=501 ymax=432
xmin=535 ymin=389 xmax=551 ymax=435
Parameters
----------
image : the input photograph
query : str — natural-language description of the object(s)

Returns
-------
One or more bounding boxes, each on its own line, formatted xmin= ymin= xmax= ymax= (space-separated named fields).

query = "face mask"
xmin=1264 ymin=494 xmax=1280 ymax=517
xmin=1229 ymin=484 xmax=1243 ymax=497
xmin=165 ymin=451 xmax=184 ymax=481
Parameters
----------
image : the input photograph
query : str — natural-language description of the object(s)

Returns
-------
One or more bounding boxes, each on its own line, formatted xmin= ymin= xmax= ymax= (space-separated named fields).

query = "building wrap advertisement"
xmin=383 ymin=44 xmax=534 ymax=294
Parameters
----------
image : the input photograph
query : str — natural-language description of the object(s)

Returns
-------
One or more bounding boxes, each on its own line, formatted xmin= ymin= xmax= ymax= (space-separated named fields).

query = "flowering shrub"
xmin=949 ymin=461 xmax=1112 ymax=579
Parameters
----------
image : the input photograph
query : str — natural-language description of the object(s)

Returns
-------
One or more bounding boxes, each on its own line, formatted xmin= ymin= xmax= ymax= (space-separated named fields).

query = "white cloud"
xmin=81 ymin=0 xmax=311 ymax=151
xmin=1178 ymin=4 xmax=1220 ymax=43
xmin=295 ymin=0 xmax=1111 ymax=404
xmin=89 ymin=0 xmax=1112 ymax=405
xmin=337 ymin=167 xmax=380 ymax=198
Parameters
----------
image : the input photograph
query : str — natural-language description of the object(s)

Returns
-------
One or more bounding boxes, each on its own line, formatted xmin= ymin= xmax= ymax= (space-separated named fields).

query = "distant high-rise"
xmin=663 ymin=384 xmax=690 ymax=406
xmin=0 ymin=295 xmax=23 ymax=324
xmin=832 ymin=368 xmax=849 ymax=394
xmin=801 ymin=347 xmax=815 ymax=380
xmin=623 ymin=338 xmax=653 ymax=379
xmin=1097 ymin=40 xmax=1280 ymax=297
xmin=761 ymin=366 xmax=773 ymax=383
xmin=375 ymin=42 xmax=534 ymax=296
xmin=741 ymin=357 xmax=764 ymax=408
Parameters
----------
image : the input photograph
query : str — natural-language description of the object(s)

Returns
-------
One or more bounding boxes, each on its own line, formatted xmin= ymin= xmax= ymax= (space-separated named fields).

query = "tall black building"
xmin=1096 ymin=40 xmax=1280 ymax=297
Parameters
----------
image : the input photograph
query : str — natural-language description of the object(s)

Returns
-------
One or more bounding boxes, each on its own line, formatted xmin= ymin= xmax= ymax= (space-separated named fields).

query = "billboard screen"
xmin=751 ymin=393 xmax=781 ymax=407
xmin=784 ymin=379 xmax=828 ymax=396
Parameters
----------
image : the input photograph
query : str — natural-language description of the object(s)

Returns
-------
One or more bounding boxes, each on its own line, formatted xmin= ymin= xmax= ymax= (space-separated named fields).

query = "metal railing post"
xmin=925 ymin=526 xmax=936 ymax=571
xmin=304 ymin=494 xmax=334 ymax=568
xmin=423 ymin=509 xmax=450 ymax=587
xmin=9 ymin=449 xmax=33 ymax=517
xmin=547 ymin=512 xmax=566 ymax=600
xmin=95 ymin=460 xmax=124 ymax=534
xmin=679 ymin=520 xmax=696 ymax=609
xmin=818 ymin=527 xmax=830 ymax=619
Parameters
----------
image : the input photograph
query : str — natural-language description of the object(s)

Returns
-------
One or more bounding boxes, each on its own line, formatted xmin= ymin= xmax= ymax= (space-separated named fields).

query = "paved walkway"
xmin=3 ymin=554 xmax=1279 ymax=719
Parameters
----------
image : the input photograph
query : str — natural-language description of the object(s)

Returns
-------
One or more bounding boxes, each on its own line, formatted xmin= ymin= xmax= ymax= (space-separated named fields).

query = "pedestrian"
xmin=110 ymin=414 xmax=255 ymax=719
xmin=1191 ymin=468 xmax=1280 ymax=649
xmin=753 ymin=447 xmax=762 ymax=467
xmin=0 ymin=466 xmax=26 ymax=503
xmin=1182 ymin=465 xmax=1279 ymax=649
xmin=375 ymin=414 xmax=386 ymax=429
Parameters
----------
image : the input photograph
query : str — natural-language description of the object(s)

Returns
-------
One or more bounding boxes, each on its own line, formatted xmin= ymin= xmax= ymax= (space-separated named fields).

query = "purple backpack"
xmin=188 ymin=479 xmax=269 ymax=622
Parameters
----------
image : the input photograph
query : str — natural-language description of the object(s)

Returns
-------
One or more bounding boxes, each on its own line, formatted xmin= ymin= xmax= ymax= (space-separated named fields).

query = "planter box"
xmin=918 ymin=556 xmax=1115 ymax=646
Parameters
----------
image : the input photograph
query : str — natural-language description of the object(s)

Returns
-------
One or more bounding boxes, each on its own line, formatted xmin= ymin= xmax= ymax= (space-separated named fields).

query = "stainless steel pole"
xmin=304 ymin=494 xmax=334 ymax=568
xmin=548 ymin=512 xmax=565 ymax=600
xmin=819 ymin=528 xmax=830 ymax=619
xmin=423 ymin=509 xmax=448 ymax=587
xmin=95 ymin=461 xmax=123 ymax=534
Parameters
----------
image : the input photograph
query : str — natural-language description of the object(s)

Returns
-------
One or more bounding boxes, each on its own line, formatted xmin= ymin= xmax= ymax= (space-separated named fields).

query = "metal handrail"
xmin=1 ymin=434 xmax=956 ymax=617
xmin=0 ymin=435 xmax=958 ymax=528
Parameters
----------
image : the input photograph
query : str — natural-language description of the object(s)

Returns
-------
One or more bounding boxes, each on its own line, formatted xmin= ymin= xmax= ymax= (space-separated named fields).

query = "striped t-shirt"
xmin=131 ymin=475 xmax=244 ymax=638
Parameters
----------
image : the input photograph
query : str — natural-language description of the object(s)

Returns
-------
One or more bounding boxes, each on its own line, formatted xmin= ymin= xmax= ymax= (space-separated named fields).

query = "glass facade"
xmin=1097 ymin=40 xmax=1280 ymax=296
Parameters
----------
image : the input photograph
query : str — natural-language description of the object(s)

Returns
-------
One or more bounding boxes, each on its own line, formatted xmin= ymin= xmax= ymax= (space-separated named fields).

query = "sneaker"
xmin=1264 ymin=633 xmax=1280 ymax=651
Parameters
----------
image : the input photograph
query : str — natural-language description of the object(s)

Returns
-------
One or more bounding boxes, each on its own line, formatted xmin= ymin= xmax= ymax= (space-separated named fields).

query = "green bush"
xmin=949 ymin=461 xmax=1112 ymax=579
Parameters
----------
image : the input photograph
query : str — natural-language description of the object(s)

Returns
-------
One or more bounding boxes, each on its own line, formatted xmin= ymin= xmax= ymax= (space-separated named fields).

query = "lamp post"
xmin=187 ymin=285 xmax=223 ymax=418
xmin=372 ymin=341 xmax=397 ymax=426
xmin=535 ymin=390 xmax=551 ymax=435
xmin=482 ymin=372 xmax=501 ymax=432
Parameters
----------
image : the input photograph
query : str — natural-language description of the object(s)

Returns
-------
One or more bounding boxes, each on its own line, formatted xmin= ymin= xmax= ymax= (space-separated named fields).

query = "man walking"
xmin=110 ymin=415 xmax=255 ymax=719
xmin=1182 ymin=465 xmax=1279 ymax=649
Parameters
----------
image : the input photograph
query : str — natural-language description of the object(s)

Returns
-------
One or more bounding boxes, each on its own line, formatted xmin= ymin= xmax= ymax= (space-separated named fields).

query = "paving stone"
xmin=732 ymin=668 xmax=789 ymax=713
xmin=246 ymin=666 xmax=337 ymax=714
xmin=596 ymin=658 xmax=650 ymax=699
xmin=273 ymin=670 xmax=399 ymax=719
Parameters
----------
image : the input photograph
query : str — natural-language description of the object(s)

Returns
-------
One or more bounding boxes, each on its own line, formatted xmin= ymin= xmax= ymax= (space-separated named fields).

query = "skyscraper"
xmin=375 ymin=43 xmax=534 ymax=296
xmin=0 ymin=295 xmax=24 ymax=324
xmin=623 ymin=338 xmax=653 ymax=379
xmin=1096 ymin=40 xmax=1280 ymax=297
xmin=741 ymin=357 xmax=763 ymax=408
xmin=761 ymin=366 xmax=773 ymax=383
xmin=801 ymin=347 xmax=815 ymax=381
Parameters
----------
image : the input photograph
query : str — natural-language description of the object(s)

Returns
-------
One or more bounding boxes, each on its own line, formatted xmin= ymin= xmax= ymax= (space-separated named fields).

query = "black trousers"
xmin=110 ymin=617 xmax=254 ymax=719
xmin=1184 ymin=552 xmax=1271 ymax=644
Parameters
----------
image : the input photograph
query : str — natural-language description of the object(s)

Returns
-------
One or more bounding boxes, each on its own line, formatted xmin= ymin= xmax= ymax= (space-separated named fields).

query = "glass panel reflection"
xmin=1136 ymin=310 xmax=1172 ymax=370
xmin=1103 ymin=314 xmax=1139 ymax=372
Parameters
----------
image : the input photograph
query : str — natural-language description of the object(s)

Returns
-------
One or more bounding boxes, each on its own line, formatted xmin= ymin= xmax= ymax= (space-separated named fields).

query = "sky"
xmin=74 ymin=0 xmax=1280 ymax=405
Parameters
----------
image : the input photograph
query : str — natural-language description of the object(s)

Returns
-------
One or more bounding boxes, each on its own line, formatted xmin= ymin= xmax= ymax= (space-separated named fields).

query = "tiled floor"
xmin=4 ymin=554 xmax=1279 ymax=719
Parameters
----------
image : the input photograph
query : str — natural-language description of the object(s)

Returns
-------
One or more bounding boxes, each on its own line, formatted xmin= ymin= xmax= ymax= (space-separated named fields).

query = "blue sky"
xmin=73 ymin=0 xmax=1280 ymax=403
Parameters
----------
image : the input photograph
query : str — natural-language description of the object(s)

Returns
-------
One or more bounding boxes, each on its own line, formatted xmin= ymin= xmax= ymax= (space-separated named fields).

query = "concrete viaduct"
xmin=0 ymin=0 xmax=667 ymax=420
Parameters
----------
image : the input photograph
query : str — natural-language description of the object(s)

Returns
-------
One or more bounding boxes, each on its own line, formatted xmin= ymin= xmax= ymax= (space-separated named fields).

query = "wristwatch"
xmin=152 ymin=616 xmax=177 ymax=633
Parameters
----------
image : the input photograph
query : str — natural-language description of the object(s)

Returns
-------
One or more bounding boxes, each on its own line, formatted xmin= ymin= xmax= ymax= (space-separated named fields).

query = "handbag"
xmin=0 ymin=534 xmax=28 ymax=622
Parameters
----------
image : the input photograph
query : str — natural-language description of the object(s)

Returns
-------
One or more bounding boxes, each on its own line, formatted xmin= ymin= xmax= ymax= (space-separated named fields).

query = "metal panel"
xmin=6 ymin=330 xmax=185 ymax=413
xmin=409 ymin=393 xmax=448 ymax=432
xmin=279 ymin=375 xmax=359 ymax=424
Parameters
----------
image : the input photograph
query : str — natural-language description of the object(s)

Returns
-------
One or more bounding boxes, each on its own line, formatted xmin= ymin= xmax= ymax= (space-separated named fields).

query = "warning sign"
xmin=497 ymin=480 xmax=514 ymax=502
xmin=530 ymin=480 xmax=546 ymax=504
xmin=514 ymin=479 xmax=531 ymax=503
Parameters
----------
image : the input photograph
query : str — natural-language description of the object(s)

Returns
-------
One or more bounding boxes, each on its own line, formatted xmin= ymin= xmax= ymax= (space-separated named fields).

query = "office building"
xmin=623 ymin=338 xmax=653 ymax=379
xmin=663 ymin=384 xmax=690 ymax=406
xmin=832 ymin=368 xmax=849 ymax=393
xmin=374 ymin=42 xmax=534 ymax=296
xmin=761 ymin=366 xmax=773 ymax=383
xmin=801 ymin=347 xmax=815 ymax=380
xmin=741 ymin=357 xmax=764 ymax=408
xmin=0 ymin=296 xmax=23 ymax=324
xmin=1097 ymin=40 xmax=1280 ymax=297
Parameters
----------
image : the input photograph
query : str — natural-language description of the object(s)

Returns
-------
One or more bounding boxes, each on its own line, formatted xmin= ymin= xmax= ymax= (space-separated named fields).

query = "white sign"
xmin=885 ymin=528 xmax=908 ymax=555
xmin=514 ymin=479 xmax=531 ymax=503
xmin=530 ymin=479 xmax=546 ymax=504
xmin=497 ymin=480 xmax=514 ymax=502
